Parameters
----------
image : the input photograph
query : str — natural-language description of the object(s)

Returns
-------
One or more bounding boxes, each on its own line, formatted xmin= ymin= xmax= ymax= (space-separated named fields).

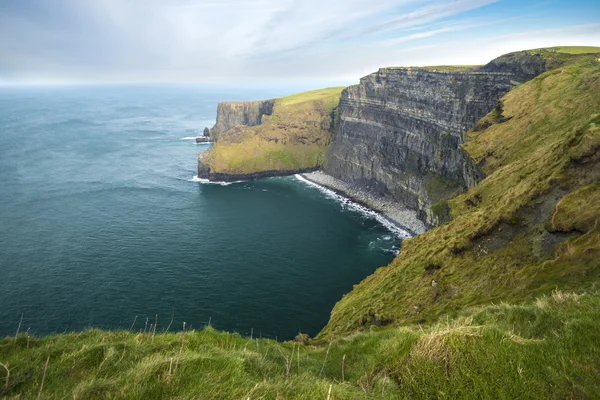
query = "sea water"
xmin=0 ymin=85 xmax=405 ymax=339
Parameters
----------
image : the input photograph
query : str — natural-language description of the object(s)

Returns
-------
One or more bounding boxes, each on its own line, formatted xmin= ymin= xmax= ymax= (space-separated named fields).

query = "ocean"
xmin=0 ymin=84 xmax=405 ymax=339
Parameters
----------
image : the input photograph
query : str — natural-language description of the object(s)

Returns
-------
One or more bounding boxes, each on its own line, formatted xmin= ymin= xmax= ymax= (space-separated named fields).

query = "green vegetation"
xmin=530 ymin=46 xmax=600 ymax=54
xmin=201 ymin=87 xmax=344 ymax=176
xmin=2 ymin=291 xmax=599 ymax=399
xmin=276 ymin=87 xmax=345 ymax=112
xmin=321 ymin=55 xmax=600 ymax=337
xmin=430 ymin=200 xmax=450 ymax=223
xmin=415 ymin=65 xmax=481 ymax=72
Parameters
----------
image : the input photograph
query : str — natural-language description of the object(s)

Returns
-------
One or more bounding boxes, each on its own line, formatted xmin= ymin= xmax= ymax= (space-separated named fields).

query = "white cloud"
xmin=0 ymin=0 xmax=598 ymax=83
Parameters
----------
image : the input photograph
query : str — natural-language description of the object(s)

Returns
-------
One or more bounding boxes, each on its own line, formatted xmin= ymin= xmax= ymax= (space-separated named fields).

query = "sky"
xmin=0 ymin=0 xmax=599 ymax=84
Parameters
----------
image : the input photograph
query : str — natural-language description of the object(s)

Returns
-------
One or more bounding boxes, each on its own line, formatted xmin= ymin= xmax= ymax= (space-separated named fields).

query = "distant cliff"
xmin=198 ymin=88 xmax=344 ymax=181
xmin=198 ymin=49 xmax=578 ymax=227
xmin=325 ymin=67 xmax=514 ymax=228
xmin=210 ymin=100 xmax=275 ymax=140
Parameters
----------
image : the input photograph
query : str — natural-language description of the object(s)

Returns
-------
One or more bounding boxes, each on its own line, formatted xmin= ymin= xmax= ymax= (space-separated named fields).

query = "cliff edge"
xmin=197 ymin=87 xmax=344 ymax=181
xmin=321 ymin=53 xmax=600 ymax=337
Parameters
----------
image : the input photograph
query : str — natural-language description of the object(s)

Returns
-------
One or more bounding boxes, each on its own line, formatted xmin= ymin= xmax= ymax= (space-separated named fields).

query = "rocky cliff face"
xmin=477 ymin=50 xmax=567 ymax=82
xmin=198 ymin=88 xmax=344 ymax=181
xmin=325 ymin=68 xmax=515 ymax=228
xmin=211 ymin=100 xmax=275 ymax=139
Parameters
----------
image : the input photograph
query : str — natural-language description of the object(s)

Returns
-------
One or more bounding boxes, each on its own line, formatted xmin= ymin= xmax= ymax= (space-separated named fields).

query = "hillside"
xmin=197 ymin=87 xmax=344 ymax=181
xmin=2 ymin=291 xmax=599 ymax=398
xmin=320 ymin=54 xmax=600 ymax=336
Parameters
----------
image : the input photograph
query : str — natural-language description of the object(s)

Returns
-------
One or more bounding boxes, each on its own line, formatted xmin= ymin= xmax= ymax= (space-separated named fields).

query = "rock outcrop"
xmin=198 ymin=88 xmax=344 ymax=181
xmin=477 ymin=49 xmax=568 ymax=82
xmin=325 ymin=67 xmax=515 ymax=228
xmin=210 ymin=100 xmax=275 ymax=139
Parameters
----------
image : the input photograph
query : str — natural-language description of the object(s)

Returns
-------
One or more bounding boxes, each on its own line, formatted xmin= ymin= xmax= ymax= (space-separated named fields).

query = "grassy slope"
xmin=414 ymin=65 xmax=482 ymax=72
xmin=204 ymin=87 xmax=344 ymax=175
xmin=2 ymin=291 xmax=599 ymax=399
xmin=320 ymin=55 xmax=600 ymax=337
xmin=532 ymin=46 xmax=600 ymax=54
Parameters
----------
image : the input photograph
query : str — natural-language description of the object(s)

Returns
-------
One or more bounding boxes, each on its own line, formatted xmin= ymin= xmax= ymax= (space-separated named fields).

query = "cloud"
xmin=0 ymin=0 xmax=598 ymax=83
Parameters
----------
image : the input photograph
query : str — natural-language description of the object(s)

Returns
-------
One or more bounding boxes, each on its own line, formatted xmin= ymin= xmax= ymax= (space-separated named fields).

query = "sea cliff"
xmin=325 ymin=67 xmax=514 ymax=229
xmin=197 ymin=87 xmax=344 ymax=182
xmin=210 ymin=100 xmax=275 ymax=140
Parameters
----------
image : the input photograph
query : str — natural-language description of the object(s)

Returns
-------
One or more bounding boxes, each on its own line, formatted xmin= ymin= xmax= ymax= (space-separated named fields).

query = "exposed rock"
xmin=210 ymin=100 xmax=275 ymax=139
xmin=301 ymin=171 xmax=425 ymax=234
xmin=477 ymin=49 xmax=568 ymax=83
xmin=325 ymin=68 xmax=514 ymax=228
xmin=198 ymin=88 xmax=344 ymax=182
xmin=203 ymin=127 xmax=210 ymax=137
xmin=195 ymin=136 xmax=213 ymax=144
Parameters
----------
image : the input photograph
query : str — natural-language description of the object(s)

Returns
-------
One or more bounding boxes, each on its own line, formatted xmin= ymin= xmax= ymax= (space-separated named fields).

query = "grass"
xmin=530 ymin=46 xmax=600 ymax=54
xmin=320 ymin=54 xmax=600 ymax=337
xmin=1 ymin=291 xmax=599 ymax=399
xmin=276 ymin=87 xmax=346 ymax=111
xmin=200 ymin=87 xmax=344 ymax=176
xmin=412 ymin=65 xmax=482 ymax=72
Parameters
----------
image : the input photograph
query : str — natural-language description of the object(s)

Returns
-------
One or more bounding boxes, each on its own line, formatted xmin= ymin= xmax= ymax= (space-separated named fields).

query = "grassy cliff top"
xmin=529 ymin=45 xmax=600 ymax=54
xmin=200 ymin=87 xmax=344 ymax=177
xmin=320 ymin=55 xmax=600 ymax=337
xmin=410 ymin=65 xmax=482 ymax=72
xmin=2 ymin=291 xmax=599 ymax=399
xmin=276 ymin=86 xmax=345 ymax=110
xmin=382 ymin=46 xmax=600 ymax=72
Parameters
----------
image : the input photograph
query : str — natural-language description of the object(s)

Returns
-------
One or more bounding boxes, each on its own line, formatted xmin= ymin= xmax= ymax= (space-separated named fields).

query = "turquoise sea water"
xmin=0 ymin=85 xmax=405 ymax=339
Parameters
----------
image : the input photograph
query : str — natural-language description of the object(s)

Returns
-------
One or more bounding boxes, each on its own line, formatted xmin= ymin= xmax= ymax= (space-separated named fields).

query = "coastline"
xmin=198 ymin=167 xmax=320 ymax=182
xmin=299 ymin=171 xmax=426 ymax=236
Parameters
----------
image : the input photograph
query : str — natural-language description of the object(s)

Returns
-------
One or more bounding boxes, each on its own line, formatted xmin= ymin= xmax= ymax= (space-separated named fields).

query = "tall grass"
xmin=1 ymin=291 xmax=599 ymax=398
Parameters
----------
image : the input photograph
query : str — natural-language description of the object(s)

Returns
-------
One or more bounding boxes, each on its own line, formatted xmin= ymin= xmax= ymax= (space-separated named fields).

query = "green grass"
xmin=413 ymin=65 xmax=482 ymax=72
xmin=320 ymin=55 xmax=600 ymax=337
xmin=2 ymin=291 xmax=599 ymax=399
xmin=530 ymin=46 xmax=600 ymax=54
xmin=277 ymin=87 xmax=345 ymax=112
xmin=200 ymin=87 xmax=344 ymax=176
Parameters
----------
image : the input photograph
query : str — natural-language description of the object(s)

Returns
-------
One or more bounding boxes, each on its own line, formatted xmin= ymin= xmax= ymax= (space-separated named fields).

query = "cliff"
xmin=325 ymin=68 xmax=514 ymax=228
xmin=477 ymin=46 xmax=600 ymax=82
xmin=198 ymin=87 xmax=344 ymax=181
xmin=210 ymin=100 xmax=275 ymax=140
xmin=321 ymin=54 xmax=600 ymax=337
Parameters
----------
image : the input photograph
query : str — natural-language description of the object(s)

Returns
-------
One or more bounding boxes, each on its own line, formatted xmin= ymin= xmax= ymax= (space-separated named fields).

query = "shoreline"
xmin=197 ymin=167 xmax=320 ymax=182
xmin=299 ymin=171 xmax=426 ymax=236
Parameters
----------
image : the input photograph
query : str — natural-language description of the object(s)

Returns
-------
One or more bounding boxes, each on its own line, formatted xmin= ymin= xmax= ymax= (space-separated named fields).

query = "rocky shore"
xmin=300 ymin=171 xmax=426 ymax=235
xmin=199 ymin=167 xmax=319 ymax=182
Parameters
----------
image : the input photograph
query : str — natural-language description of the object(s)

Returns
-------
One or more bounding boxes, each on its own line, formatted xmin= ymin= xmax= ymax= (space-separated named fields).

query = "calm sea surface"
xmin=0 ymin=85 xmax=405 ymax=339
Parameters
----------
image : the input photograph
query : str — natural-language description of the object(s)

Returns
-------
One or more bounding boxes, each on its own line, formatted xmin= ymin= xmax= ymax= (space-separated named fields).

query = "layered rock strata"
xmin=197 ymin=88 xmax=344 ymax=181
xmin=324 ymin=68 xmax=515 ymax=228
xmin=210 ymin=100 xmax=275 ymax=139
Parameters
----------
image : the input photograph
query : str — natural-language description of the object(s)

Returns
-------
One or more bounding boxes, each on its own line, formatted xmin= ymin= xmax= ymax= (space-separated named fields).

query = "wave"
xmin=189 ymin=175 xmax=244 ymax=186
xmin=295 ymin=174 xmax=411 ymax=239
xmin=179 ymin=136 xmax=199 ymax=140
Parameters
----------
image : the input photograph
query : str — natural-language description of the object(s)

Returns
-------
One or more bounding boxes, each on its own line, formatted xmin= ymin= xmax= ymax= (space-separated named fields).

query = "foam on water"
xmin=295 ymin=174 xmax=411 ymax=239
xmin=190 ymin=175 xmax=245 ymax=186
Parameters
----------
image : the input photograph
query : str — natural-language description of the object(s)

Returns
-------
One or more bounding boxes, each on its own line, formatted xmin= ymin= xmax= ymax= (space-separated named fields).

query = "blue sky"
xmin=0 ymin=0 xmax=598 ymax=84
